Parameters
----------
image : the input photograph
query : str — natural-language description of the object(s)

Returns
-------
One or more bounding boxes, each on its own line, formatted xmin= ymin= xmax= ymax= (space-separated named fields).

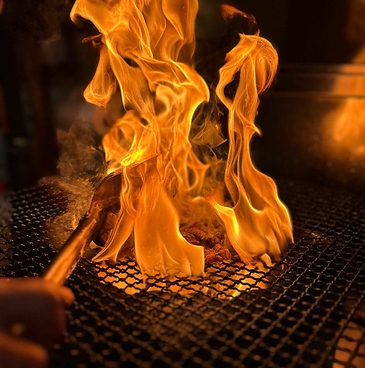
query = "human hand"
xmin=0 ymin=278 xmax=74 ymax=368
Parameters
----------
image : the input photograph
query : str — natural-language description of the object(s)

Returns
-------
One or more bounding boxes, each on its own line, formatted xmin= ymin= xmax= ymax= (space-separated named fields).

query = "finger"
xmin=59 ymin=285 xmax=75 ymax=307
xmin=0 ymin=278 xmax=73 ymax=345
xmin=0 ymin=332 xmax=48 ymax=368
xmin=0 ymin=278 xmax=74 ymax=307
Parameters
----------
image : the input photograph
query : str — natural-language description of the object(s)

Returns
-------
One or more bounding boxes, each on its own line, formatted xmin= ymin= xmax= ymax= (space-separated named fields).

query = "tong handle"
xmin=43 ymin=213 xmax=98 ymax=285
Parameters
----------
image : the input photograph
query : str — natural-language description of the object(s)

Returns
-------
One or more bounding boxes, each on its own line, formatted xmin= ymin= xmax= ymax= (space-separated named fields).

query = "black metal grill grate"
xmin=1 ymin=179 xmax=365 ymax=368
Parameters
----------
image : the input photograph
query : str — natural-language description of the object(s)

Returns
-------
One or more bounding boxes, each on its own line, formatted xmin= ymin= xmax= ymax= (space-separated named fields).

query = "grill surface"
xmin=1 ymin=179 xmax=365 ymax=368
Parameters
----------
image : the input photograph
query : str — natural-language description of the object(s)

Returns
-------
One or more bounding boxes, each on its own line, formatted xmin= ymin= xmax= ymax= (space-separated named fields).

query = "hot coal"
xmin=93 ymin=216 xmax=239 ymax=265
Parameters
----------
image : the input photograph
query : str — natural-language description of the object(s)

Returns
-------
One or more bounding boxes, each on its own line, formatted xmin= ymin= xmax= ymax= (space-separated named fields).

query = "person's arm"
xmin=0 ymin=278 xmax=74 ymax=368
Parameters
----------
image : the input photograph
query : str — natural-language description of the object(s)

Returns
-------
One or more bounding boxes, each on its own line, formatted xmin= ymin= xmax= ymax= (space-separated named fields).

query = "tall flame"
xmin=71 ymin=0 xmax=292 ymax=276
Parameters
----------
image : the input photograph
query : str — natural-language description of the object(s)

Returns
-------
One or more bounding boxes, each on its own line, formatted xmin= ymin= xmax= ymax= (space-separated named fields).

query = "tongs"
xmin=43 ymin=171 xmax=122 ymax=285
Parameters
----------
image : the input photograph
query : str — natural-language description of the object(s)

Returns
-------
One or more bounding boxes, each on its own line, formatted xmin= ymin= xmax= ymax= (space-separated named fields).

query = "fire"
xmin=71 ymin=0 xmax=292 ymax=277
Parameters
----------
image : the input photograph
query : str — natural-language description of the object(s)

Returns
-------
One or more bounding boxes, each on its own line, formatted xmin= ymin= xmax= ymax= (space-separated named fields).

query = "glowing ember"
xmin=97 ymin=260 xmax=273 ymax=298
xmin=70 ymin=0 xmax=292 ymax=277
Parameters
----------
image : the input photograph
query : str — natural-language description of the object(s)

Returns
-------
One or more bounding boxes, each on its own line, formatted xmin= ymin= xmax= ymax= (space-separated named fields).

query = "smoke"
xmin=42 ymin=121 xmax=107 ymax=248
xmin=56 ymin=121 xmax=106 ymax=183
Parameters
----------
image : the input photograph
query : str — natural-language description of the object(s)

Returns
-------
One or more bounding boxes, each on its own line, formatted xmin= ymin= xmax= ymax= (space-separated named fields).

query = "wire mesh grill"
xmin=0 ymin=179 xmax=365 ymax=368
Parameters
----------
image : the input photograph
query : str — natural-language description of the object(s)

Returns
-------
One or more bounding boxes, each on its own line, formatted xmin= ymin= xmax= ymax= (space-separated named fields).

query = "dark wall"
xmin=230 ymin=0 xmax=365 ymax=64
xmin=0 ymin=0 xmax=98 ymax=190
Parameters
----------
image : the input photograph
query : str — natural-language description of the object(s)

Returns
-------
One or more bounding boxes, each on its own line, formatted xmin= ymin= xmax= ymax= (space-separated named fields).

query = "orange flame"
xmin=207 ymin=34 xmax=292 ymax=263
xmin=71 ymin=0 xmax=292 ymax=277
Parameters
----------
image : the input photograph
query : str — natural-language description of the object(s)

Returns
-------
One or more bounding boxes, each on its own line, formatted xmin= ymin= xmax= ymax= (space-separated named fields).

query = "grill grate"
xmin=1 ymin=179 xmax=365 ymax=368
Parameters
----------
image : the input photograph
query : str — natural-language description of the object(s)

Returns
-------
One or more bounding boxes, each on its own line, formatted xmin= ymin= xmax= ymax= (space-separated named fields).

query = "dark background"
xmin=0 ymin=0 xmax=364 ymax=191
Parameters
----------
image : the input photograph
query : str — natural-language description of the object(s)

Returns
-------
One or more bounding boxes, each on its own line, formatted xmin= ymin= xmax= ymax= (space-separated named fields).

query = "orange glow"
xmin=326 ymin=99 xmax=365 ymax=157
xmin=71 ymin=0 xmax=292 ymax=277
xmin=325 ymin=48 xmax=365 ymax=158
xmin=97 ymin=260 xmax=272 ymax=298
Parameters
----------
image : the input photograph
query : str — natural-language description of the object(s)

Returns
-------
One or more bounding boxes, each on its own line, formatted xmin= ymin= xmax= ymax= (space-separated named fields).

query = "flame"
xmin=221 ymin=4 xmax=256 ymax=26
xmin=207 ymin=34 xmax=292 ymax=263
xmin=71 ymin=0 xmax=292 ymax=277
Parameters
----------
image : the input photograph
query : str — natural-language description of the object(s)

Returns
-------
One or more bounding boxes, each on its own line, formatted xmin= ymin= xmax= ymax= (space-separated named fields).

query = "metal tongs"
xmin=43 ymin=171 xmax=122 ymax=285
